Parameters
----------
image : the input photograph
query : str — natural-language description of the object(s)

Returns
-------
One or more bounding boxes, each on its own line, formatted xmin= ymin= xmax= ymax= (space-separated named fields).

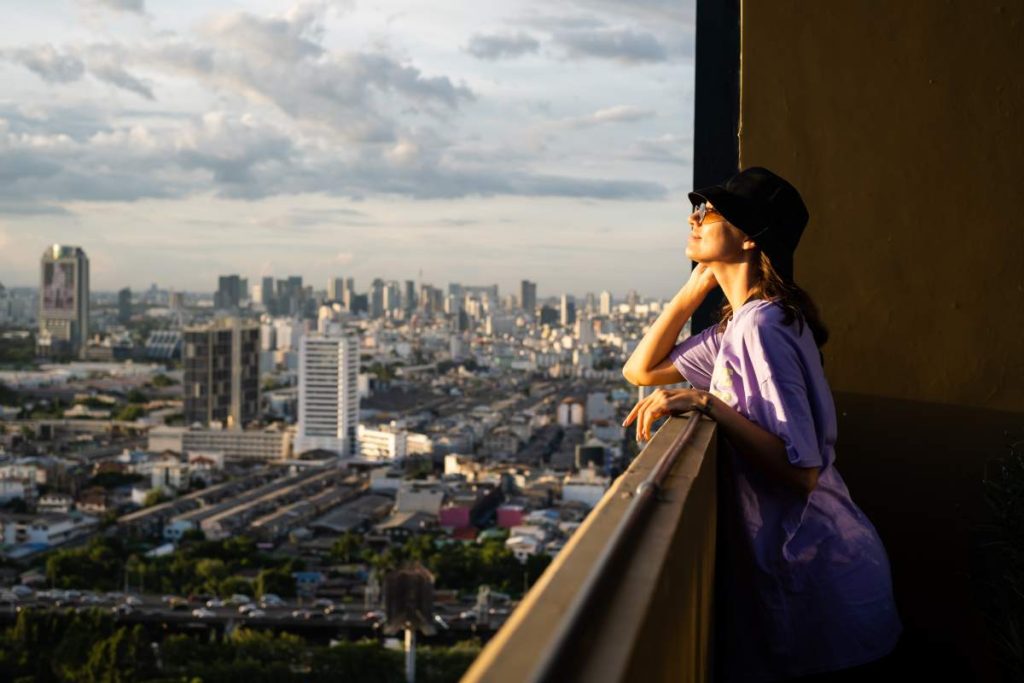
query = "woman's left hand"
xmin=622 ymin=388 xmax=707 ymax=441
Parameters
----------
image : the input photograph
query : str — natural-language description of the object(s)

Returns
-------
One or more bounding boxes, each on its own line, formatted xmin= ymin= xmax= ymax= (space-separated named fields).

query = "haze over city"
xmin=0 ymin=0 xmax=695 ymax=299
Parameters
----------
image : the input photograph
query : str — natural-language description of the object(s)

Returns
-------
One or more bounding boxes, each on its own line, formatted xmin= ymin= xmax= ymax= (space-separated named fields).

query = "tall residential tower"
xmin=294 ymin=331 xmax=359 ymax=457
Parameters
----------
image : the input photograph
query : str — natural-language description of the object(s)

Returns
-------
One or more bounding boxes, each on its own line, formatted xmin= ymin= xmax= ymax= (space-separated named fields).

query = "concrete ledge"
xmin=462 ymin=414 xmax=717 ymax=683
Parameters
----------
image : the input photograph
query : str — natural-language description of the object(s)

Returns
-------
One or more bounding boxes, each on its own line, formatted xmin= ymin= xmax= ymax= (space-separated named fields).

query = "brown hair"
xmin=715 ymin=252 xmax=830 ymax=354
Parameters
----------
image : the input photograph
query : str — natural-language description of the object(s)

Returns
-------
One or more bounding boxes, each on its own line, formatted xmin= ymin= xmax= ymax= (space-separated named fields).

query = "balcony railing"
xmin=462 ymin=414 xmax=718 ymax=683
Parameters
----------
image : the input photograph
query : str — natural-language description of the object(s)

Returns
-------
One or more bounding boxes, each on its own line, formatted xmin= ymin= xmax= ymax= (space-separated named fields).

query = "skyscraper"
xmin=404 ymin=280 xmax=416 ymax=313
xmin=117 ymin=287 xmax=132 ymax=325
xmin=38 ymin=244 xmax=89 ymax=359
xmin=370 ymin=278 xmax=385 ymax=318
xmin=260 ymin=277 xmax=274 ymax=311
xmin=599 ymin=290 xmax=613 ymax=316
xmin=560 ymin=293 xmax=576 ymax=327
xmin=183 ymin=317 xmax=260 ymax=429
xmin=328 ymin=277 xmax=345 ymax=302
xmin=215 ymin=275 xmax=242 ymax=310
xmin=295 ymin=331 xmax=359 ymax=457
xmin=520 ymin=280 xmax=537 ymax=316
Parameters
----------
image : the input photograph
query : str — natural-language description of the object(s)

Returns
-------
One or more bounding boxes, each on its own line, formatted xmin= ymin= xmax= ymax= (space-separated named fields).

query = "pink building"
xmin=497 ymin=505 xmax=525 ymax=528
xmin=439 ymin=505 xmax=470 ymax=528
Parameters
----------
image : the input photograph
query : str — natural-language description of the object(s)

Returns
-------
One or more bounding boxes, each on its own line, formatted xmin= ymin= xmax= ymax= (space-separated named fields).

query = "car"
xmin=11 ymin=586 xmax=34 ymax=598
xmin=168 ymin=598 xmax=191 ymax=614
xmin=123 ymin=595 xmax=143 ymax=606
xmin=205 ymin=598 xmax=225 ymax=608
xmin=324 ymin=604 xmax=344 ymax=615
xmin=312 ymin=598 xmax=334 ymax=609
xmin=433 ymin=614 xmax=450 ymax=630
xmin=238 ymin=603 xmax=258 ymax=615
xmin=244 ymin=608 xmax=266 ymax=618
xmin=227 ymin=594 xmax=251 ymax=605
xmin=363 ymin=609 xmax=385 ymax=622
xmin=112 ymin=604 xmax=133 ymax=616
xmin=259 ymin=595 xmax=285 ymax=608
xmin=191 ymin=608 xmax=215 ymax=618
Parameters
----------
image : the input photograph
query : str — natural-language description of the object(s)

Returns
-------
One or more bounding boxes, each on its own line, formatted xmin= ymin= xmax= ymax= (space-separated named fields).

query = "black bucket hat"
xmin=688 ymin=166 xmax=809 ymax=282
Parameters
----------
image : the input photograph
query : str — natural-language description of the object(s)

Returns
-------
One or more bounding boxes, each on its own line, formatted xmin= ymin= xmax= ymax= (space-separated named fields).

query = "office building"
xmin=294 ymin=331 xmax=359 ymax=457
xmin=215 ymin=275 xmax=242 ymax=310
xmin=328 ymin=277 xmax=345 ymax=302
xmin=560 ymin=294 xmax=576 ymax=327
xmin=370 ymin=278 xmax=385 ymax=318
xmin=599 ymin=290 xmax=613 ymax=316
xmin=117 ymin=287 xmax=131 ymax=325
xmin=404 ymin=280 xmax=416 ymax=313
xmin=521 ymin=280 xmax=537 ymax=316
xmin=37 ymin=244 xmax=89 ymax=359
xmin=183 ymin=317 xmax=260 ymax=429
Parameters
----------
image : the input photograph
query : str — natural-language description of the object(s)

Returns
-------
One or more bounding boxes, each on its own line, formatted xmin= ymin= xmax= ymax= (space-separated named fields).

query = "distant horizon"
xmin=1 ymin=0 xmax=696 ymax=299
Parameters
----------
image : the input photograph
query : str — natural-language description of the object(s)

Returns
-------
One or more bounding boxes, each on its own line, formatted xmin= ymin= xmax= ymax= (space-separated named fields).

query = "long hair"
xmin=715 ymin=252 xmax=830 ymax=354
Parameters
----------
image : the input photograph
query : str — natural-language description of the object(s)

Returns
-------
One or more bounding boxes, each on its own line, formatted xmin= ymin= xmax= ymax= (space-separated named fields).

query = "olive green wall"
xmin=738 ymin=1 xmax=1023 ymax=412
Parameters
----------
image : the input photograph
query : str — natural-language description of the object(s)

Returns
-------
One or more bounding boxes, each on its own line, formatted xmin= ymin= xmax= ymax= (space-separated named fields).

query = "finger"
xmin=622 ymin=399 xmax=643 ymax=427
xmin=635 ymin=402 xmax=649 ymax=441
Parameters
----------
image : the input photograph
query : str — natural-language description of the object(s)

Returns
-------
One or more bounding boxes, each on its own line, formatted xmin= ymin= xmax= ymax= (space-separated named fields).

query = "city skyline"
xmin=0 ymin=0 xmax=696 ymax=298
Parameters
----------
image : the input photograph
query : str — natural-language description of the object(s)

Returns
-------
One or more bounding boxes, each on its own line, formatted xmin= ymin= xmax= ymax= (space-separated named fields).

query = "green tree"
xmin=143 ymin=488 xmax=169 ymax=507
xmin=330 ymin=532 xmax=363 ymax=564
xmin=218 ymin=576 xmax=254 ymax=598
xmin=256 ymin=567 xmax=296 ymax=598
xmin=80 ymin=624 xmax=156 ymax=682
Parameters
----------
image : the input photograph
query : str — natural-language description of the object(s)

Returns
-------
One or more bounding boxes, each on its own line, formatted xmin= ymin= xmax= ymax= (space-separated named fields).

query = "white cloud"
xmin=465 ymin=32 xmax=539 ymax=60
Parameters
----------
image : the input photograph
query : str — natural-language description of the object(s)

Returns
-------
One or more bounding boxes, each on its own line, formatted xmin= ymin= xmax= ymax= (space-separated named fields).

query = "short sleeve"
xmin=741 ymin=313 xmax=823 ymax=469
xmin=667 ymin=323 xmax=720 ymax=391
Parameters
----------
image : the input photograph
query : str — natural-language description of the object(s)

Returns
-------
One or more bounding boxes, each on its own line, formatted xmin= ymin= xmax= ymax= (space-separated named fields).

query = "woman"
xmin=621 ymin=167 xmax=902 ymax=682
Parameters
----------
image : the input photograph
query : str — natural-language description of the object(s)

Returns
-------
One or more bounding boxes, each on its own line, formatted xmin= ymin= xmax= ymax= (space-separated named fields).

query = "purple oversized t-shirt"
xmin=668 ymin=298 xmax=902 ymax=682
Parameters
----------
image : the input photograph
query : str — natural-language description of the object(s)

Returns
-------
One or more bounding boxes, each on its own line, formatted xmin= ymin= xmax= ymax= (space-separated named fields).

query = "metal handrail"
xmin=529 ymin=412 xmax=705 ymax=683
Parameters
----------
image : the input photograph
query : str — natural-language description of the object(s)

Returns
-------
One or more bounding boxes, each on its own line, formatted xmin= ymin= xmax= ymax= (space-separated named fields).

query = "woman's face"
xmin=685 ymin=201 xmax=753 ymax=265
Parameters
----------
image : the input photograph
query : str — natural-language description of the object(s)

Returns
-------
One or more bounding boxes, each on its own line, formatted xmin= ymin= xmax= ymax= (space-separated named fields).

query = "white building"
xmin=599 ymin=290 xmax=613 ymax=316
xmin=358 ymin=424 xmax=407 ymax=460
xmin=294 ymin=332 xmax=359 ymax=457
xmin=0 ymin=512 xmax=98 ymax=547
xmin=562 ymin=466 xmax=610 ymax=509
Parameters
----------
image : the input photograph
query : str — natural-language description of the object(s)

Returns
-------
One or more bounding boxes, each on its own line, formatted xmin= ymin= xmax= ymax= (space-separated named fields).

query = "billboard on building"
xmin=42 ymin=262 xmax=76 ymax=312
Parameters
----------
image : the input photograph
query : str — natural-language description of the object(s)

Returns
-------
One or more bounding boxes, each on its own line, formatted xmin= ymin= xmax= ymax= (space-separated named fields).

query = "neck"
xmin=710 ymin=260 xmax=759 ymax=313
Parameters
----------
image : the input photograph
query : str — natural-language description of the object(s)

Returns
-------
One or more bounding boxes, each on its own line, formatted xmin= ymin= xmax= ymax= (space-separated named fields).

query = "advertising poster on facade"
xmin=43 ymin=262 xmax=76 ymax=312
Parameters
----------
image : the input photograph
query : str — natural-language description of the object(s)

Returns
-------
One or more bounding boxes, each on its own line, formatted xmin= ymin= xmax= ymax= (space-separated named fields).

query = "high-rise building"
xmin=215 ymin=275 xmax=242 ymax=310
xmin=599 ymin=290 xmax=613 ymax=316
xmin=295 ymin=331 xmax=359 ymax=457
xmin=117 ymin=287 xmax=132 ymax=325
xmin=183 ymin=317 xmax=260 ymax=429
xmin=404 ymin=280 xmax=416 ymax=313
xmin=560 ymin=293 xmax=576 ymax=327
xmin=328 ymin=277 xmax=345 ymax=302
xmin=383 ymin=281 xmax=401 ymax=315
xmin=520 ymin=280 xmax=537 ymax=316
xmin=370 ymin=278 xmax=385 ymax=318
xmin=38 ymin=244 xmax=89 ymax=359
xmin=342 ymin=277 xmax=355 ymax=311
xmin=260 ymin=277 xmax=274 ymax=311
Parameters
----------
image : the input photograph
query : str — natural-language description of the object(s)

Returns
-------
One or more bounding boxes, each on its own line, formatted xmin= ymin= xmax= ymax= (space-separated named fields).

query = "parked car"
xmin=205 ymin=598 xmax=225 ymax=608
xmin=244 ymin=608 xmax=266 ymax=618
xmin=227 ymin=594 xmax=251 ymax=605
xmin=112 ymin=604 xmax=133 ymax=616
xmin=123 ymin=595 xmax=143 ymax=606
xmin=191 ymin=608 xmax=216 ymax=619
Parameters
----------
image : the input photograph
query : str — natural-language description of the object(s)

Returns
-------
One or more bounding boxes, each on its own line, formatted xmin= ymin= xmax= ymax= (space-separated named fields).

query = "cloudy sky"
xmin=0 ymin=0 xmax=695 ymax=300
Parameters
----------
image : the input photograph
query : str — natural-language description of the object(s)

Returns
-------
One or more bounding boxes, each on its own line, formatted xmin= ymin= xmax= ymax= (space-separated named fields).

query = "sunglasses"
xmin=691 ymin=202 xmax=723 ymax=227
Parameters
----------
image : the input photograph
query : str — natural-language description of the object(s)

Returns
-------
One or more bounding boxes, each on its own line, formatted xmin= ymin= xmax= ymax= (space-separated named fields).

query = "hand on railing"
xmin=622 ymin=388 xmax=712 ymax=441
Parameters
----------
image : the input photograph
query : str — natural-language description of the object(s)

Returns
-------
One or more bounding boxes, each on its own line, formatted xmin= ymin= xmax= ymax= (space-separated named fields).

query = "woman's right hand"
xmin=686 ymin=263 xmax=718 ymax=295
